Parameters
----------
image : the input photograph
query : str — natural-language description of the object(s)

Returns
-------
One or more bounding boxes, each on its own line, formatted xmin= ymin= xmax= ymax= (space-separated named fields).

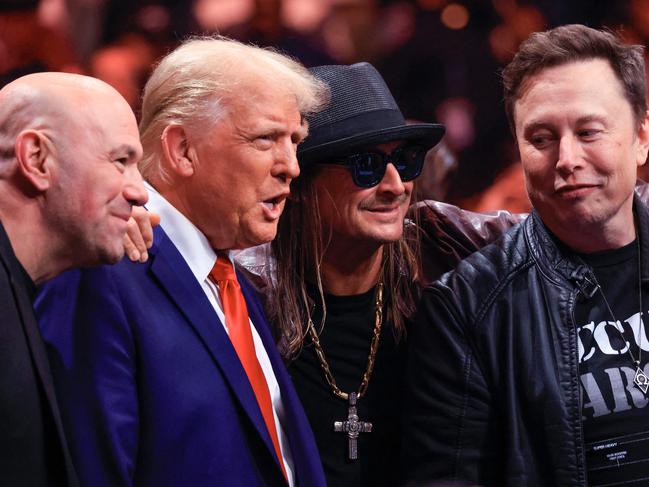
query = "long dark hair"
xmin=267 ymin=168 xmax=421 ymax=359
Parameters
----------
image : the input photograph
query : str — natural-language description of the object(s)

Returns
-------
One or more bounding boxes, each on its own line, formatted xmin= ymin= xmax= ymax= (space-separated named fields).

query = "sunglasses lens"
xmin=348 ymin=153 xmax=385 ymax=188
xmin=393 ymin=145 xmax=426 ymax=181
xmin=341 ymin=145 xmax=427 ymax=188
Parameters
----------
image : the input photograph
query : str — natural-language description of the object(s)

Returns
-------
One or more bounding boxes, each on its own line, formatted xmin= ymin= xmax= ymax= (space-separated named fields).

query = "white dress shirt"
xmin=145 ymin=183 xmax=295 ymax=485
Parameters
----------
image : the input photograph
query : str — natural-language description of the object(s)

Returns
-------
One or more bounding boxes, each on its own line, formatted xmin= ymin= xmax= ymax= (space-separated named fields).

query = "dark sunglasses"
xmin=328 ymin=145 xmax=427 ymax=188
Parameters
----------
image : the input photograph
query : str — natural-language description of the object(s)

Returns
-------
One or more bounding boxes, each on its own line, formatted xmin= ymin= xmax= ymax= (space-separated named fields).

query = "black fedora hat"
xmin=298 ymin=62 xmax=445 ymax=168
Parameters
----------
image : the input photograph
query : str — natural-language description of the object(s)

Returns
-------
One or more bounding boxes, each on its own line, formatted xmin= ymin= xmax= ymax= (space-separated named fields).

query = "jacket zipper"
xmin=569 ymin=265 xmax=598 ymax=487
xmin=569 ymin=288 xmax=588 ymax=486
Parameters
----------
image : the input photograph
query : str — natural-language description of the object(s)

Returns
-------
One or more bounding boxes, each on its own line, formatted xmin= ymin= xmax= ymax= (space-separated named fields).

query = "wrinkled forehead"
xmin=513 ymin=59 xmax=628 ymax=115
xmin=226 ymin=77 xmax=302 ymax=110
xmin=220 ymin=84 xmax=305 ymax=132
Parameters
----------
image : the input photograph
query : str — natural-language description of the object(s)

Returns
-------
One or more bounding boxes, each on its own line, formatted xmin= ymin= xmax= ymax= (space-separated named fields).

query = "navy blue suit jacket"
xmin=35 ymin=226 xmax=325 ymax=487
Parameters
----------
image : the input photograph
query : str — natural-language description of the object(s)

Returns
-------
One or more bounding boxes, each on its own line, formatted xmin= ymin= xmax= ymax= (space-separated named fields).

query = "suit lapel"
xmin=241 ymin=276 xmax=325 ymax=486
xmin=147 ymin=228 xmax=281 ymax=471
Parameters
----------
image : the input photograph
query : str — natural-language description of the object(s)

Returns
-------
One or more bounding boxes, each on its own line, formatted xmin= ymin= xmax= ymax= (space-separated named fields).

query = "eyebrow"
xmin=523 ymin=114 xmax=608 ymax=134
xmin=574 ymin=115 xmax=607 ymax=125
xmin=249 ymin=117 xmax=310 ymax=140
xmin=110 ymin=144 xmax=140 ymax=159
xmin=522 ymin=121 xmax=552 ymax=135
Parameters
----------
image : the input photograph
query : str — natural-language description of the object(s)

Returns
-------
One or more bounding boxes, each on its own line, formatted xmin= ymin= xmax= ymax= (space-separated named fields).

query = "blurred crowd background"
xmin=2 ymin=0 xmax=648 ymax=212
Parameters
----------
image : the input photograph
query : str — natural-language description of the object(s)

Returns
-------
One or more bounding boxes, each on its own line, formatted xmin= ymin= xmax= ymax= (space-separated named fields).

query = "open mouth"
xmin=261 ymin=193 xmax=288 ymax=220
xmin=262 ymin=195 xmax=283 ymax=210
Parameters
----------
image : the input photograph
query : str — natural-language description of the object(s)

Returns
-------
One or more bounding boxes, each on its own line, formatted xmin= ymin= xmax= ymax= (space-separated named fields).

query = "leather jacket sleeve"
xmin=402 ymin=280 xmax=496 ymax=486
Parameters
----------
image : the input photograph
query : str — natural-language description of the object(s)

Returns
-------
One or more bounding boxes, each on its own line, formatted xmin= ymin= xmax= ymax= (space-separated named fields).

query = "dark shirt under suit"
xmin=0 ymin=221 xmax=77 ymax=486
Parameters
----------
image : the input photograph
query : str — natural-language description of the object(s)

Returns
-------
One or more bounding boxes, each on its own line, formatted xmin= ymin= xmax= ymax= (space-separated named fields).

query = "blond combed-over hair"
xmin=138 ymin=36 xmax=329 ymax=182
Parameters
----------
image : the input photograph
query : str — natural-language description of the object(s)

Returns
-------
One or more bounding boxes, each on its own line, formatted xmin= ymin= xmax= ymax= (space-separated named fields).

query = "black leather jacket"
xmin=402 ymin=195 xmax=649 ymax=487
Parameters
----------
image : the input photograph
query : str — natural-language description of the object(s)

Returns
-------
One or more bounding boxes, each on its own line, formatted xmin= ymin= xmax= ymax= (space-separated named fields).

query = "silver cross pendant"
xmin=333 ymin=392 xmax=372 ymax=460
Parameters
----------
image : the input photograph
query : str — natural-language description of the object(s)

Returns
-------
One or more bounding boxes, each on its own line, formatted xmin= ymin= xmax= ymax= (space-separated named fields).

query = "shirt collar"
xmin=144 ymin=182 xmax=232 ymax=283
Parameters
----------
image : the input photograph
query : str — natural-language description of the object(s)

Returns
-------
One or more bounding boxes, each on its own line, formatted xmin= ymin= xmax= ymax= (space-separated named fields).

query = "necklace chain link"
xmin=581 ymin=235 xmax=648 ymax=394
xmin=307 ymin=282 xmax=384 ymax=401
xmin=591 ymin=236 xmax=643 ymax=367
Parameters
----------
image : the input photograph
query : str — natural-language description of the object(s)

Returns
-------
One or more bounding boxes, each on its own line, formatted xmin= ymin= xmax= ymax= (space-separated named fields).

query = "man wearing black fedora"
xmin=257 ymin=62 xmax=519 ymax=486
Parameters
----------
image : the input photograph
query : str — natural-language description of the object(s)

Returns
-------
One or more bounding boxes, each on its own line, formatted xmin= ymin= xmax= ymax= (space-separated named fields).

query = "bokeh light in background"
xmin=282 ymin=0 xmax=330 ymax=32
xmin=1 ymin=0 xmax=648 ymax=213
xmin=440 ymin=3 xmax=468 ymax=30
xmin=193 ymin=0 xmax=253 ymax=31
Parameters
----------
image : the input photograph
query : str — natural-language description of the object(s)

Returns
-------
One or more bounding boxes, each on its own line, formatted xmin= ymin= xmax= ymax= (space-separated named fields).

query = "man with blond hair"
xmin=36 ymin=38 xmax=329 ymax=487
xmin=0 ymin=72 xmax=147 ymax=486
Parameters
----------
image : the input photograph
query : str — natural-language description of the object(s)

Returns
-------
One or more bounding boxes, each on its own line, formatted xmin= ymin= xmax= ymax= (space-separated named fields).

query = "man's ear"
xmin=637 ymin=110 xmax=649 ymax=168
xmin=14 ymin=130 xmax=52 ymax=192
xmin=161 ymin=124 xmax=197 ymax=178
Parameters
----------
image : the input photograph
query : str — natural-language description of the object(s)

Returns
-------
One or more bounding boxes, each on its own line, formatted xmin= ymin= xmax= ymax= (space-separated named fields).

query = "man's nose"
xmin=556 ymin=135 xmax=582 ymax=176
xmin=376 ymin=163 xmax=406 ymax=195
xmin=272 ymin=139 xmax=301 ymax=182
xmin=124 ymin=165 xmax=148 ymax=206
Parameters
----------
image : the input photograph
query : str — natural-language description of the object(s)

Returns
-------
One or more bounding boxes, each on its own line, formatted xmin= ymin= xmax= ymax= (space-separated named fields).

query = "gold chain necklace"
xmin=306 ymin=281 xmax=384 ymax=460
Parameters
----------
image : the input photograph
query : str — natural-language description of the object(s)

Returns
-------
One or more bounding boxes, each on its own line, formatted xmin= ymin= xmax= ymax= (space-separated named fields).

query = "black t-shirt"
xmin=575 ymin=240 xmax=649 ymax=486
xmin=287 ymin=285 xmax=408 ymax=487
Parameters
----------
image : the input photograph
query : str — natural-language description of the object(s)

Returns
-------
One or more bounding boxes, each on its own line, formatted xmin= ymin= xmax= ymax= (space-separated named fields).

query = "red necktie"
xmin=210 ymin=254 xmax=288 ymax=480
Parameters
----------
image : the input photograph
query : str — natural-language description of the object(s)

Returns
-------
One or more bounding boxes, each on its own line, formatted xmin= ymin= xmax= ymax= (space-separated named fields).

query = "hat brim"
xmin=298 ymin=123 xmax=445 ymax=167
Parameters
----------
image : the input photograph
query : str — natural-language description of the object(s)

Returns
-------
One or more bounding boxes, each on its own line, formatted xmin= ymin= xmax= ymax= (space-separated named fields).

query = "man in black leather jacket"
xmin=403 ymin=24 xmax=649 ymax=487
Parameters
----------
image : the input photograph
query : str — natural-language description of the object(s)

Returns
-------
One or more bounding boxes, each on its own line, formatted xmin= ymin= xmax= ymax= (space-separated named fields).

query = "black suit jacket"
xmin=0 ymin=222 xmax=77 ymax=486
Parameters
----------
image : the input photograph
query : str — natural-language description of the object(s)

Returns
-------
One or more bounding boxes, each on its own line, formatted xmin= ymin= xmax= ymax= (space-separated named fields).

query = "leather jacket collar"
xmin=524 ymin=194 xmax=649 ymax=299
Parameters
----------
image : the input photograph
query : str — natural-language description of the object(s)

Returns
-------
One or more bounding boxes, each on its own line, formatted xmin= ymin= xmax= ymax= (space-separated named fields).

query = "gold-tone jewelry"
xmin=307 ymin=282 xmax=384 ymax=460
